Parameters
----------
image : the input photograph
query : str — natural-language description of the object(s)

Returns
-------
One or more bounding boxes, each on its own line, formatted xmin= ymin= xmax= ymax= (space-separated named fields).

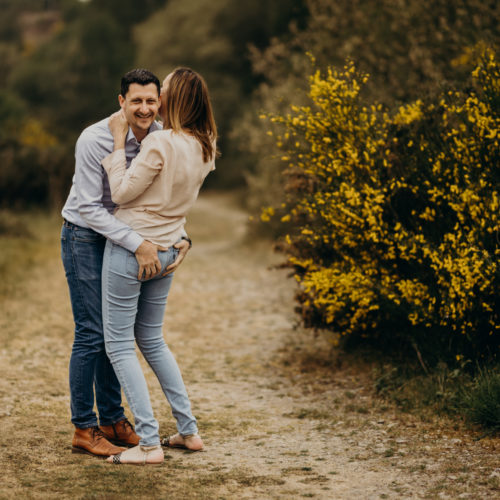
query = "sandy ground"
xmin=0 ymin=193 xmax=498 ymax=499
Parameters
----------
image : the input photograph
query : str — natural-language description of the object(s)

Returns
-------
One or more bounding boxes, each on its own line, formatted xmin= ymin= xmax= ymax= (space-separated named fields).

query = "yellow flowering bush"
xmin=263 ymin=50 xmax=499 ymax=364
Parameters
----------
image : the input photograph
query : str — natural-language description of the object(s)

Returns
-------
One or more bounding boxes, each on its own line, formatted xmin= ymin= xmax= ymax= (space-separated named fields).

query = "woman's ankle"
xmin=140 ymin=444 xmax=162 ymax=452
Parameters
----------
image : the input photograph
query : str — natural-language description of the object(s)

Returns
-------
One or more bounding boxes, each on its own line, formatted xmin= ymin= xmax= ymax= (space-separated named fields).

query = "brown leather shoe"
xmin=100 ymin=418 xmax=140 ymax=448
xmin=72 ymin=426 xmax=125 ymax=458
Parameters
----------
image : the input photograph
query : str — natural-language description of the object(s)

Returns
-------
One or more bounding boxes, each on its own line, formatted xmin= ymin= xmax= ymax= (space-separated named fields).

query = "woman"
xmin=101 ymin=67 xmax=217 ymax=465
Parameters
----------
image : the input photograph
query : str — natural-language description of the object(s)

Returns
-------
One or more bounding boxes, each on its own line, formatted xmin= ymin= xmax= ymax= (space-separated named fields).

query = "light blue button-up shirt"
xmin=61 ymin=117 xmax=162 ymax=252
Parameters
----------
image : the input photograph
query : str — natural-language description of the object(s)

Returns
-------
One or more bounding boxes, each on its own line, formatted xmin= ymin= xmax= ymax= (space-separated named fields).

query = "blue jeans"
xmin=61 ymin=221 xmax=126 ymax=428
xmin=102 ymin=241 xmax=198 ymax=446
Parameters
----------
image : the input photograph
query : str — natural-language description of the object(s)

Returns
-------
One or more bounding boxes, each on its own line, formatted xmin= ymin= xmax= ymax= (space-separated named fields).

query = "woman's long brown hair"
xmin=161 ymin=67 xmax=218 ymax=162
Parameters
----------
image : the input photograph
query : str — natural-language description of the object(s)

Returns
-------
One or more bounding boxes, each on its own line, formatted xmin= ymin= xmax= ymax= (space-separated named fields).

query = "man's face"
xmin=118 ymin=83 xmax=160 ymax=134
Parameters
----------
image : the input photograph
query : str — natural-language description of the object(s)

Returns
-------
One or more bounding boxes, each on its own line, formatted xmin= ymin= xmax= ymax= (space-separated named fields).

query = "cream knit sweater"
xmin=102 ymin=129 xmax=215 ymax=248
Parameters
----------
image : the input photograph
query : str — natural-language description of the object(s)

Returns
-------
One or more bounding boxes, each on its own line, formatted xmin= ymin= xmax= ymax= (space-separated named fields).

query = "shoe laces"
xmin=91 ymin=426 xmax=107 ymax=441
xmin=121 ymin=418 xmax=134 ymax=431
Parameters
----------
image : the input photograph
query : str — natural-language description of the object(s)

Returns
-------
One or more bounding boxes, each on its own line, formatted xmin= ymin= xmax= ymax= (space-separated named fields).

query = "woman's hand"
xmin=108 ymin=110 xmax=129 ymax=150
xmin=162 ymin=239 xmax=191 ymax=276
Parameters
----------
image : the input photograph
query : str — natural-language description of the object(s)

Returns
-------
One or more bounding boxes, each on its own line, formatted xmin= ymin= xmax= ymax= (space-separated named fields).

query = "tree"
xmin=134 ymin=0 xmax=307 ymax=187
xmin=242 ymin=0 xmax=500 ymax=220
xmin=1 ymin=0 xmax=168 ymax=207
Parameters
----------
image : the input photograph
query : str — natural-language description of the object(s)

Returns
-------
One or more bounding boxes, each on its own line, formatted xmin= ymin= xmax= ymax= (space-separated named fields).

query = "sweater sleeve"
xmin=73 ymin=131 xmax=144 ymax=252
xmin=102 ymin=133 xmax=165 ymax=205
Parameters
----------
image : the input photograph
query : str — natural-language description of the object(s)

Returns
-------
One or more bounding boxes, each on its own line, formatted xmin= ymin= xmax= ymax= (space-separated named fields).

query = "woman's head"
xmin=160 ymin=67 xmax=217 ymax=162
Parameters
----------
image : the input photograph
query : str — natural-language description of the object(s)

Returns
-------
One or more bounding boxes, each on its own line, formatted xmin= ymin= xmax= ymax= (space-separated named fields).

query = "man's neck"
xmin=131 ymin=126 xmax=148 ymax=143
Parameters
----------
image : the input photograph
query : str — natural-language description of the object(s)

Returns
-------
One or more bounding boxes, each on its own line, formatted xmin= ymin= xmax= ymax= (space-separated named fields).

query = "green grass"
xmin=460 ymin=368 xmax=500 ymax=432
xmin=0 ymin=209 xmax=61 ymax=297
xmin=374 ymin=362 xmax=500 ymax=433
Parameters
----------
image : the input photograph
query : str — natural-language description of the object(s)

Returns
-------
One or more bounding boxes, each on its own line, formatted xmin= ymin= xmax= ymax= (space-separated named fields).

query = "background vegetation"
xmin=261 ymin=52 xmax=499 ymax=365
xmin=0 ymin=0 xmax=305 ymax=206
xmin=242 ymin=0 xmax=500 ymax=221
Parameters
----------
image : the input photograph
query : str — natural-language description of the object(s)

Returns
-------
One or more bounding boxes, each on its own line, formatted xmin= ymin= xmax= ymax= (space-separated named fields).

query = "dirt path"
xmin=0 ymin=193 xmax=498 ymax=499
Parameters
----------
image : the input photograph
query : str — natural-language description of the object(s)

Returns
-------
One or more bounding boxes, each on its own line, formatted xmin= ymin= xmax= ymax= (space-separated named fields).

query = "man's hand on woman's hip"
xmin=134 ymin=239 xmax=191 ymax=279
xmin=134 ymin=240 xmax=162 ymax=280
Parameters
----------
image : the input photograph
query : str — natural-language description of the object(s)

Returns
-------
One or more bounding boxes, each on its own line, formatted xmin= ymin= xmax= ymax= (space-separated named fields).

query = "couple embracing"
xmin=61 ymin=68 xmax=216 ymax=465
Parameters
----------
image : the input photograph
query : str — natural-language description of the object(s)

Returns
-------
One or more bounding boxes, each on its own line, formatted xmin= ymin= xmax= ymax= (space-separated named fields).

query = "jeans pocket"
xmin=155 ymin=247 xmax=177 ymax=277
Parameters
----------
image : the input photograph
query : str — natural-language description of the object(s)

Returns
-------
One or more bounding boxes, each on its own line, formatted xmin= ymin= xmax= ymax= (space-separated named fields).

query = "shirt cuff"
xmin=121 ymin=232 xmax=144 ymax=253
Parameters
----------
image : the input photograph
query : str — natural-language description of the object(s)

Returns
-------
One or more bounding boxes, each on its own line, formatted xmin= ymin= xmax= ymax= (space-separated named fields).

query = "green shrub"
xmin=242 ymin=0 xmax=500 ymax=230
xmin=261 ymin=49 xmax=499 ymax=365
xmin=460 ymin=368 xmax=500 ymax=431
xmin=374 ymin=362 xmax=469 ymax=413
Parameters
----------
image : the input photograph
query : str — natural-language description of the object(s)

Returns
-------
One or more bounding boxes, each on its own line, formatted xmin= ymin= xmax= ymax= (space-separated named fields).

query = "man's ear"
xmin=118 ymin=95 xmax=125 ymax=108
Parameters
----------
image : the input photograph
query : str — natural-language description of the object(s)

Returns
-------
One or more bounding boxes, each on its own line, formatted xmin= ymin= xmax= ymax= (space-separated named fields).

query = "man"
xmin=61 ymin=69 xmax=190 ymax=457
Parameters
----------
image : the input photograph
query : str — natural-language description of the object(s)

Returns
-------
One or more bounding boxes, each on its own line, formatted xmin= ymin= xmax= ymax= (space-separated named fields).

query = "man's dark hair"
xmin=120 ymin=69 xmax=161 ymax=97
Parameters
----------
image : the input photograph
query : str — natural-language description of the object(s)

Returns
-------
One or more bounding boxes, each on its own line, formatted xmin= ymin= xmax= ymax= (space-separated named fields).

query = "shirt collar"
xmin=126 ymin=127 xmax=140 ymax=145
xmin=125 ymin=120 xmax=162 ymax=145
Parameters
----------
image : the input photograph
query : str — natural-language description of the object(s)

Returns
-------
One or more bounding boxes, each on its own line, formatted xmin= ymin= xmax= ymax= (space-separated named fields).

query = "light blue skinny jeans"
xmin=102 ymin=240 xmax=198 ymax=446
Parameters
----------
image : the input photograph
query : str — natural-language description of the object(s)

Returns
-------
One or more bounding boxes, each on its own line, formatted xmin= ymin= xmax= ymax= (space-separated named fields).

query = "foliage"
xmin=248 ymin=0 xmax=500 ymax=105
xmin=0 ymin=0 xmax=306 ymax=206
xmin=374 ymin=360 xmax=500 ymax=432
xmin=0 ymin=90 xmax=62 ymax=208
xmin=243 ymin=0 xmax=500 ymax=226
xmin=10 ymin=6 xmax=133 ymax=136
xmin=0 ymin=0 xmax=166 ymax=208
xmin=261 ymin=50 xmax=499 ymax=365
xmin=374 ymin=362 xmax=468 ymax=414
xmin=134 ymin=0 xmax=306 ymax=188
xmin=460 ymin=368 xmax=500 ymax=431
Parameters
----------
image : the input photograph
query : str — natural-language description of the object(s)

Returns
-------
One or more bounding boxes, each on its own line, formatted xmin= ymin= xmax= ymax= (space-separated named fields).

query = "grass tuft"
xmin=460 ymin=368 xmax=500 ymax=432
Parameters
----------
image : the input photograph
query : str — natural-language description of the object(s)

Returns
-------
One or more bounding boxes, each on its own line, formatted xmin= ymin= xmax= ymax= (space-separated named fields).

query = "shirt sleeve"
xmin=102 ymin=133 xmax=164 ymax=205
xmin=74 ymin=133 xmax=144 ymax=252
